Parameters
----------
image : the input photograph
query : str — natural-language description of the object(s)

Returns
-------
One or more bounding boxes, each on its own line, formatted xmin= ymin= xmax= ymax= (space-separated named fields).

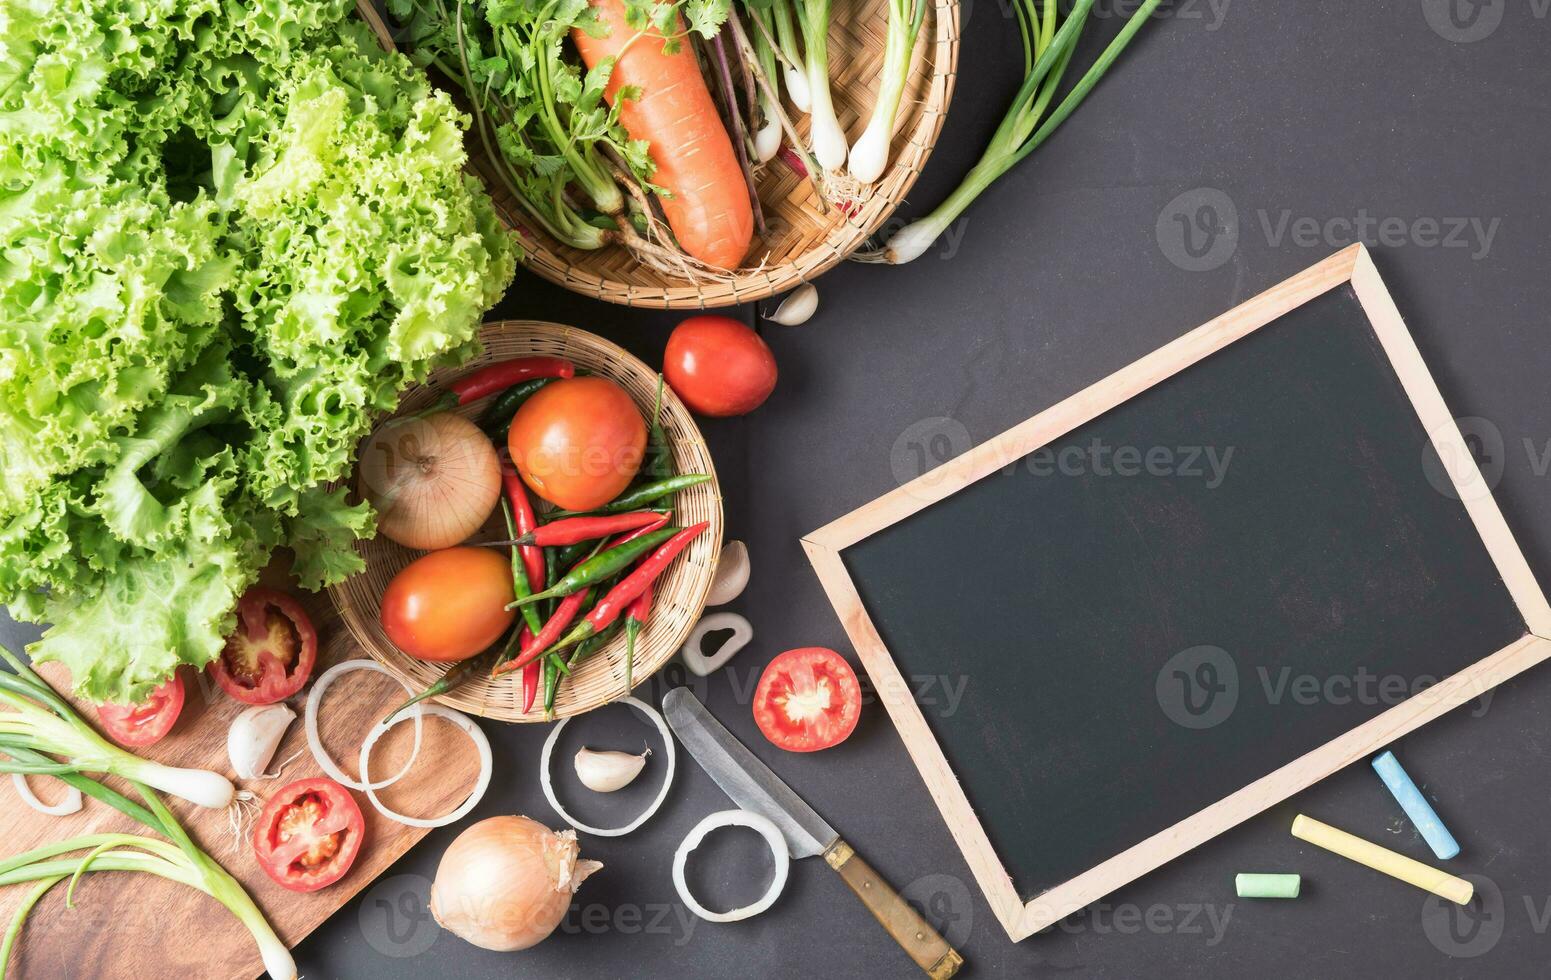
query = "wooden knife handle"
xmin=823 ymin=839 xmax=964 ymax=979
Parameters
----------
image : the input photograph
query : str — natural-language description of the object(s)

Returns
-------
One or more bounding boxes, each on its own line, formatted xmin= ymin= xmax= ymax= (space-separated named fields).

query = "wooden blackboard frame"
xmin=802 ymin=244 xmax=1551 ymax=941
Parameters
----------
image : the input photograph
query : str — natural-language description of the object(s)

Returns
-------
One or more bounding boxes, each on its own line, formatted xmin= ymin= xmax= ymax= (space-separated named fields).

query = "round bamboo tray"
xmin=357 ymin=0 xmax=960 ymax=309
xmin=329 ymin=320 xmax=723 ymax=721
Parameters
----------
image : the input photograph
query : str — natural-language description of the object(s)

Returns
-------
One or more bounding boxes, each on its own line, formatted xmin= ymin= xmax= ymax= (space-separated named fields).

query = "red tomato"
xmin=210 ymin=588 xmax=319 ymax=704
xmin=95 ymin=673 xmax=185 ymax=748
xmin=752 ymin=647 xmax=862 ymax=752
xmin=380 ymin=547 xmax=515 ymax=662
xmin=507 ymin=376 xmax=647 ymax=511
xmin=253 ymin=777 xmax=365 ymax=893
xmin=664 ymin=315 xmax=777 ymax=417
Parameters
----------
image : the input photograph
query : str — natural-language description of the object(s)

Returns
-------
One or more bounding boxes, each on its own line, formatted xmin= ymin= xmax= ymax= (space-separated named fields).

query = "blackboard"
xmin=803 ymin=246 xmax=1551 ymax=941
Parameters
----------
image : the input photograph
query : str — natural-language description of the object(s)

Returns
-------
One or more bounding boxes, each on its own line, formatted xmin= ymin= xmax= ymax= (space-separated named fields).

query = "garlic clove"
xmin=706 ymin=540 xmax=749 ymax=606
xmin=679 ymin=612 xmax=753 ymax=677
xmin=228 ymin=703 xmax=296 ymax=780
xmin=574 ymin=746 xmax=650 ymax=793
xmin=765 ymin=283 xmax=818 ymax=325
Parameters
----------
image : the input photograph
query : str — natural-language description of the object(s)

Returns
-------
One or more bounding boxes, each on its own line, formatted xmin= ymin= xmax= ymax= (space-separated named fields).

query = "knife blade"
xmin=662 ymin=686 xmax=835 ymax=858
xmin=663 ymin=688 xmax=963 ymax=979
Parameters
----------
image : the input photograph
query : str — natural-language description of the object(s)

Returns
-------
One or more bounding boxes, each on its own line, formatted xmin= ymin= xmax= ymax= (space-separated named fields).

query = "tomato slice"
xmin=752 ymin=647 xmax=862 ymax=752
xmin=95 ymin=673 xmax=186 ymax=748
xmin=211 ymin=588 xmax=318 ymax=704
xmin=253 ymin=777 xmax=365 ymax=893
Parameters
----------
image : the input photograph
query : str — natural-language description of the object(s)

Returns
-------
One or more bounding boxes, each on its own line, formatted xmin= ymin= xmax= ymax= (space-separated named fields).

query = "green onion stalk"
xmin=768 ymin=0 xmax=809 ymax=110
xmin=866 ymin=0 xmax=1163 ymax=263
xmin=793 ymin=0 xmax=846 ymax=170
xmin=747 ymin=5 xmax=785 ymax=161
xmin=0 ymin=648 xmax=232 ymax=809
xmin=847 ymin=0 xmax=927 ymax=183
xmin=0 ymin=647 xmax=289 ymax=978
xmin=0 ymin=784 xmax=294 ymax=979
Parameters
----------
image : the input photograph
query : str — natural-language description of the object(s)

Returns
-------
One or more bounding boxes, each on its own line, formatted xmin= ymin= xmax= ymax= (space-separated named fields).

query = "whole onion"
xmin=358 ymin=412 xmax=500 ymax=550
xmin=430 ymin=815 xmax=603 ymax=951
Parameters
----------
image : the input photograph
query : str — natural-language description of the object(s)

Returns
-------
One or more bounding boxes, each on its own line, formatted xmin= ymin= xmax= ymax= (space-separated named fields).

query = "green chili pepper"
xmin=645 ymin=374 xmax=672 ymax=479
xmin=413 ymin=390 xmax=460 ymax=418
xmin=554 ymin=540 xmax=594 ymax=570
xmin=386 ymin=638 xmax=509 ymax=726
xmin=511 ymin=527 xmax=679 ymax=607
xmin=543 ymin=656 xmax=560 ymax=715
xmin=501 ymin=499 xmax=544 ymax=636
xmin=547 ymin=475 xmax=710 ymax=519
xmin=479 ymin=377 xmax=555 ymax=435
xmin=543 ymin=546 xmax=559 ymax=620
xmin=566 ymin=621 xmax=622 ymax=669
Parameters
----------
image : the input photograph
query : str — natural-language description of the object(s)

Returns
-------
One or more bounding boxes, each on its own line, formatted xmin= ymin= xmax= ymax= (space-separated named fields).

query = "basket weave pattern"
xmin=359 ymin=0 xmax=961 ymax=308
xmin=329 ymin=321 xmax=723 ymax=721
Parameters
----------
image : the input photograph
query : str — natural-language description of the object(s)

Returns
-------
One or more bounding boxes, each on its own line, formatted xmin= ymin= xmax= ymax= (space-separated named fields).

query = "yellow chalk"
xmin=1291 ymin=814 xmax=1473 ymax=905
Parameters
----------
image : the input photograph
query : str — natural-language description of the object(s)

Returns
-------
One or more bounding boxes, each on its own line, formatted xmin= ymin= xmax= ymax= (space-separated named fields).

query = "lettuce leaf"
xmin=0 ymin=0 xmax=516 ymax=704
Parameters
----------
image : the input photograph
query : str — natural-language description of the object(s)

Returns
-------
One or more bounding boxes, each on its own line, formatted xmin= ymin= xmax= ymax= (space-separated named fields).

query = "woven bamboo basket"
xmin=356 ymin=0 xmax=960 ymax=308
xmin=329 ymin=321 xmax=723 ymax=721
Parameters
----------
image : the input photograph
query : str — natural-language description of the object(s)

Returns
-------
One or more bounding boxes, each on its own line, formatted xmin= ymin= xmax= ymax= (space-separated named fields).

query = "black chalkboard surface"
xmin=844 ymin=283 xmax=1523 ymax=897
xmin=804 ymin=247 xmax=1551 ymax=940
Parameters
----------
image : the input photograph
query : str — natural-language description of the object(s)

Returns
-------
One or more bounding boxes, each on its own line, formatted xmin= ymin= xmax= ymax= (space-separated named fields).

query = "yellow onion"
xmin=358 ymin=412 xmax=500 ymax=550
xmin=430 ymin=815 xmax=603 ymax=951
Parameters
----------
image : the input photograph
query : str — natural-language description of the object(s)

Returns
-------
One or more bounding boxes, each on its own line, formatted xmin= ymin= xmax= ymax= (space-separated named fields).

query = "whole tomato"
xmin=380 ymin=547 xmax=516 ymax=662
xmin=507 ymin=376 xmax=646 ymax=511
xmin=664 ymin=316 xmax=778 ymax=417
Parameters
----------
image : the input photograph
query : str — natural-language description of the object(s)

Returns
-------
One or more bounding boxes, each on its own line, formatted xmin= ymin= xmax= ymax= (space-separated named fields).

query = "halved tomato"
xmin=752 ymin=647 xmax=863 ymax=752
xmin=253 ymin=777 xmax=365 ymax=893
xmin=211 ymin=588 xmax=318 ymax=704
xmin=95 ymin=673 xmax=186 ymax=748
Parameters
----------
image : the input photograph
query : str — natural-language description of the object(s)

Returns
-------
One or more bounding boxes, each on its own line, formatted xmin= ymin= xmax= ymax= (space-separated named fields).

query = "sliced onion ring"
xmin=360 ymin=703 xmax=491 ymax=828
xmin=12 ymin=773 xmax=83 ymax=817
xmin=305 ymin=659 xmax=423 ymax=791
xmin=541 ymin=696 xmax=675 ymax=837
xmin=673 ymin=809 xmax=790 ymax=922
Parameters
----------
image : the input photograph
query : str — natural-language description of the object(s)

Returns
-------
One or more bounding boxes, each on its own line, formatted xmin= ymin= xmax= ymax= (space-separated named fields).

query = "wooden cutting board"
xmin=0 ymin=583 xmax=485 ymax=978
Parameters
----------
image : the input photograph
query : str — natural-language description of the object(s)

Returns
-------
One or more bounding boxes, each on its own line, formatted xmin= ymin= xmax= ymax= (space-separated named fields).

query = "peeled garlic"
xmin=574 ymin=746 xmax=650 ymax=793
xmin=228 ymin=703 xmax=296 ymax=780
xmin=707 ymin=540 xmax=749 ymax=606
xmin=765 ymin=283 xmax=818 ymax=325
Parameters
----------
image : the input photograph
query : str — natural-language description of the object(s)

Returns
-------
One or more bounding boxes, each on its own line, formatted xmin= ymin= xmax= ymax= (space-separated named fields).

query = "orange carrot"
xmin=573 ymin=1 xmax=754 ymax=270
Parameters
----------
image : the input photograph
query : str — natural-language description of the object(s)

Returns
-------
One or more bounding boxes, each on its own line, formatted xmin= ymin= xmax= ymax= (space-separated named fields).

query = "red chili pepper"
xmin=551 ymin=522 xmax=708 ymax=652
xmin=492 ymin=586 xmax=593 ymax=676
xmin=452 ymin=357 xmax=574 ymax=404
xmin=522 ymin=658 xmax=540 ymax=713
xmin=517 ymin=511 xmax=669 ymax=547
xmin=609 ymin=511 xmax=671 ymax=547
xmin=502 ymin=470 xmax=547 ymax=596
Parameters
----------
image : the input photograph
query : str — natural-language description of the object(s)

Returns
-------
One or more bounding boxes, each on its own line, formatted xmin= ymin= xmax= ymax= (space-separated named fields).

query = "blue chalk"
xmin=1372 ymin=751 xmax=1460 ymax=860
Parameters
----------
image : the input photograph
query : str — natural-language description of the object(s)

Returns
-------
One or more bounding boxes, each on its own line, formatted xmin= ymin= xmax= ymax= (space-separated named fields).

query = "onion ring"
xmin=672 ymin=809 xmax=790 ymax=922
xmin=304 ymin=659 xmax=423 ymax=791
xmin=12 ymin=773 xmax=83 ymax=817
xmin=360 ymin=703 xmax=492 ymax=828
xmin=540 ymin=696 xmax=675 ymax=837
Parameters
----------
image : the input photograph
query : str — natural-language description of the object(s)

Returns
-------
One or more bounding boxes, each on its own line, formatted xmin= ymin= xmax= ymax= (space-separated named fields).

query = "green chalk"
xmin=1235 ymin=873 xmax=1301 ymax=899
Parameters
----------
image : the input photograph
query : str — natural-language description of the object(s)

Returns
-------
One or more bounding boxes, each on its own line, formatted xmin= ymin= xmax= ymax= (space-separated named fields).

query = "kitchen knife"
xmin=663 ymin=687 xmax=963 ymax=979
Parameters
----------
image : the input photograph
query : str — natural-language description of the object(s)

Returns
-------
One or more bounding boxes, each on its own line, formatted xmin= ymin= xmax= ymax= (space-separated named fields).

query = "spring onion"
xmin=0 ymin=647 xmax=232 ymax=809
xmin=848 ymin=0 xmax=927 ymax=183
xmin=865 ymin=0 xmax=1163 ymax=263
xmin=767 ymin=0 xmax=811 ymax=111
xmin=0 ymin=733 xmax=292 ymax=979
xmin=748 ymin=6 xmax=785 ymax=161
xmin=794 ymin=0 xmax=846 ymax=170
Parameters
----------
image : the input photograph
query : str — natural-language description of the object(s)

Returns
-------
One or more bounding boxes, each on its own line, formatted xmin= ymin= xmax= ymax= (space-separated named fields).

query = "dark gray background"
xmin=7 ymin=1 xmax=1550 ymax=976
